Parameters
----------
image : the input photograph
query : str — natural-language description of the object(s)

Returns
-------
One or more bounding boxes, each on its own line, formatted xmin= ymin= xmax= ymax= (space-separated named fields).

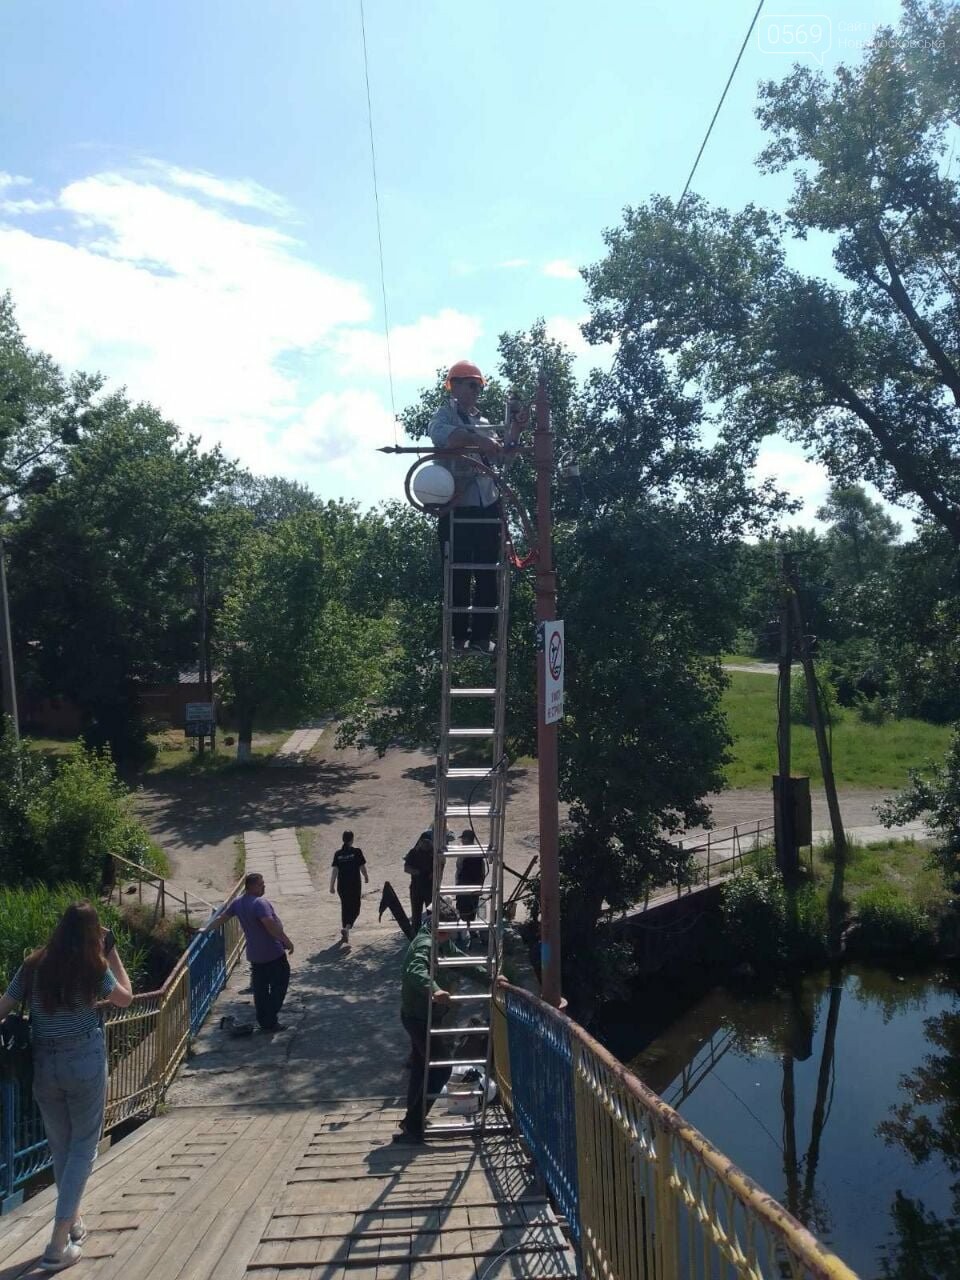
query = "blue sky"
xmin=0 ymin=0 xmax=907 ymax=523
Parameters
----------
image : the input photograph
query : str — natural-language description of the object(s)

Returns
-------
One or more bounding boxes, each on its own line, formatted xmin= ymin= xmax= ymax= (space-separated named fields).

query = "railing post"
xmin=1 ymin=1080 xmax=15 ymax=1210
xmin=706 ymin=832 xmax=711 ymax=885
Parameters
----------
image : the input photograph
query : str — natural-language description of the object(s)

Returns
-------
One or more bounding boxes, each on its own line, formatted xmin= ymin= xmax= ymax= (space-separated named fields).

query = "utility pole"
xmin=787 ymin=563 xmax=847 ymax=956
xmin=0 ymin=535 xmax=19 ymax=744
xmin=197 ymin=554 xmax=206 ymax=758
xmin=773 ymin=551 xmax=796 ymax=878
xmin=533 ymin=374 xmax=562 ymax=1008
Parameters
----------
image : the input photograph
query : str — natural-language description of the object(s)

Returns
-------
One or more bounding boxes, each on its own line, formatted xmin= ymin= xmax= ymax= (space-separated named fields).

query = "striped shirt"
xmin=5 ymin=965 xmax=116 ymax=1039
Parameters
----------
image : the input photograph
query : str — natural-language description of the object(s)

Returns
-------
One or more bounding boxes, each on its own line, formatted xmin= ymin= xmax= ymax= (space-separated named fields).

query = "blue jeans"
xmin=32 ymin=1029 xmax=107 ymax=1222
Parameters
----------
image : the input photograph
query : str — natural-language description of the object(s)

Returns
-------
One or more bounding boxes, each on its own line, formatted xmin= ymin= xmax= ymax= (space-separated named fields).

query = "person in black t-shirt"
xmin=329 ymin=831 xmax=369 ymax=945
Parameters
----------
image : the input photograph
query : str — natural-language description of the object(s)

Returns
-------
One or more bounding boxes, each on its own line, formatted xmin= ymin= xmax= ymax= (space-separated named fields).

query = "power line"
xmin=677 ymin=0 xmax=765 ymax=214
xmin=358 ymin=0 xmax=399 ymax=445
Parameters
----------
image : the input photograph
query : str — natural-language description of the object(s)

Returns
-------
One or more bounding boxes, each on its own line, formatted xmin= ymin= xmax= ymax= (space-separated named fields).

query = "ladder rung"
xmin=446 ymin=767 xmax=494 ymax=779
xmin=449 ymin=993 xmax=493 ymax=1003
xmin=429 ymin=1025 xmax=490 ymax=1037
xmin=450 ymin=606 xmax=499 ymax=614
xmin=449 ymin=562 xmax=503 ymax=570
xmin=427 ymin=1057 xmax=489 ymax=1068
xmin=427 ymin=1088 xmax=484 ymax=1099
xmin=445 ymin=805 xmax=501 ymax=818
xmin=451 ymin=517 xmax=502 ymax=524
xmin=447 ymin=727 xmax=494 ymax=738
xmin=438 ymin=884 xmax=494 ymax=895
xmin=449 ymin=687 xmax=497 ymax=697
xmin=425 ymin=1119 xmax=511 ymax=1134
xmin=444 ymin=843 xmax=493 ymax=855
xmin=436 ymin=956 xmax=491 ymax=969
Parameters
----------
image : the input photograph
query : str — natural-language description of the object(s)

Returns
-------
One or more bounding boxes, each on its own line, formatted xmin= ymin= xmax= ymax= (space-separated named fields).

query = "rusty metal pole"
xmin=533 ymin=375 xmax=562 ymax=1007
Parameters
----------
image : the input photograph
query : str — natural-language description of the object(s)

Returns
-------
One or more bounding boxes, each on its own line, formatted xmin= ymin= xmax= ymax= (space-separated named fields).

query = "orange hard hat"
xmin=445 ymin=360 xmax=485 ymax=389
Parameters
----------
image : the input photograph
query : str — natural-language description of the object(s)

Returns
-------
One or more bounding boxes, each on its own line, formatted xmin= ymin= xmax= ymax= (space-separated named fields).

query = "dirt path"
xmin=133 ymin=731 xmax=911 ymax=911
xmin=132 ymin=733 xmax=544 ymax=904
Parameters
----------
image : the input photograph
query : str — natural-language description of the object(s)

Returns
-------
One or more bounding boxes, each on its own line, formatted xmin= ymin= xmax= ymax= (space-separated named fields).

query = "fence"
xmin=0 ymin=882 xmax=243 ymax=1211
xmin=104 ymin=850 xmax=217 ymax=930
xmin=665 ymin=818 xmax=776 ymax=898
xmin=493 ymin=981 xmax=858 ymax=1280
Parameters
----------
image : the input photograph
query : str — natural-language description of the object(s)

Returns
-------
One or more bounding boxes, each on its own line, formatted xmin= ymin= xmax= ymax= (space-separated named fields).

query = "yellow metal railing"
xmin=100 ymin=882 xmax=241 ymax=1128
xmin=493 ymin=981 xmax=860 ymax=1280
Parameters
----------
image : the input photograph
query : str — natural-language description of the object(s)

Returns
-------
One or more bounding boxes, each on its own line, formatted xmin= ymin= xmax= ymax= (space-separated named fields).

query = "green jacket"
xmin=400 ymin=928 xmax=463 ymax=1021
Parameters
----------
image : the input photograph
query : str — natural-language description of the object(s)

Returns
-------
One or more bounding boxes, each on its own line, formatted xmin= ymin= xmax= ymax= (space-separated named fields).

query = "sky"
xmin=0 ymin=0 xmax=910 ymax=527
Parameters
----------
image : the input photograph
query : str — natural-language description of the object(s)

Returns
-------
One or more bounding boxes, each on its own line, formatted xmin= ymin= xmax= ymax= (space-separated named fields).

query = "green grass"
xmin=721 ymin=653 xmax=769 ymax=666
xmin=295 ymin=827 xmax=316 ymax=865
xmin=723 ymin=670 xmax=953 ymax=789
xmin=809 ymin=835 xmax=946 ymax=913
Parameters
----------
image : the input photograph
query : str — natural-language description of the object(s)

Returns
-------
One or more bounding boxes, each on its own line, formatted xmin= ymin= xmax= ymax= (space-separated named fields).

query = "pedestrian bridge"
xmin=0 ymin=900 xmax=859 ymax=1279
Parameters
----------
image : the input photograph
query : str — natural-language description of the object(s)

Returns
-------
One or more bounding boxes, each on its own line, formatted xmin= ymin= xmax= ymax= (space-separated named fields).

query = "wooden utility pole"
xmin=787 ymin=562 xmax=847 ymax=956
xmin=773 ymin=552 xmax=797 ymax=878
xmin=0 ymin=535 xmax=19 ymax=744
xmin=533 ymin=375 xmax=562 ymax=1008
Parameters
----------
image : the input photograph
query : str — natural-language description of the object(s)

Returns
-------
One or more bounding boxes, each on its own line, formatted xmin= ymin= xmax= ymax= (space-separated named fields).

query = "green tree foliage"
xmin=582 ymin=1 xmax=960 ymax=545
xmin=215 ymin=512 xmax=384 ymax=758
xmin=0 ymin=292 xmax=99 ymax=502
xmin=0 ymin=720 xmax=157 ymax=888
xmin=818 ymin=484 xmax=900 ymax=593
xmin=880 ymin=724 xmax=960 ymax=899
xmin=8 ymin=392 xmax=229 ymax=766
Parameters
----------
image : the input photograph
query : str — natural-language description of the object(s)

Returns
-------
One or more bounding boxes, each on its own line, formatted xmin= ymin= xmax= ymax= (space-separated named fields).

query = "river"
xmin=605 ymin=966 xmax=960 ymax=1279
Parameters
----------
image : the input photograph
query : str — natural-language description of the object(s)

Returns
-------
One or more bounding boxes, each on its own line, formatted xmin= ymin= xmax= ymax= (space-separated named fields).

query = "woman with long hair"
xmin=0 ymin=901 xmax=133 ymax=1272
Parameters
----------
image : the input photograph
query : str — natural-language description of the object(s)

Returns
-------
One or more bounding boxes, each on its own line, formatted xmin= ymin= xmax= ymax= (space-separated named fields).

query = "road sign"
xmin=185 ymin=702 xmax=214 ymax=737
xmin=543 ymin=620 xmax=564 ymax=725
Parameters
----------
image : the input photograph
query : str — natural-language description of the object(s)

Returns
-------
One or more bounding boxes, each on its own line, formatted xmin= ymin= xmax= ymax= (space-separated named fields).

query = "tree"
xmin=818 ymin=484 xmax=900 ymax=590
xmin=582 ymin=1 xmax=960 ymax=545
xmin=352 ymin=319 xmax=772 ymax=1004
xmin=216 ymin=513 xmax=381 ymax=758
xmin=0 ymin=293 xmax=99 ymax=502
xmin=8 ymin=393 xmax=228 ymax=766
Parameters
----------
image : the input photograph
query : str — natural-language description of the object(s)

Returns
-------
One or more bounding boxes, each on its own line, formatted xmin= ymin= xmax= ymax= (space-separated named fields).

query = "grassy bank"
xmin=722 ymin=670 xmax=953 ymax=789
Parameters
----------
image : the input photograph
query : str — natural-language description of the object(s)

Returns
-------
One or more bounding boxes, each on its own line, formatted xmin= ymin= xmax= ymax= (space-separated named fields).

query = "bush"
xmin=854 ymin=692 xmax=888 ymax=725
xmin=721 ymin=854 xmax=828 ymax=977
xmin=0 ymin=722 xmax=160 ymax=889
xmin=0 ymin=884 xmax=146 ymax=990
xmin=847 ymin=886 xmax=933 ymax=963
xmin=790 ymin=673 xmax=842 ymax=727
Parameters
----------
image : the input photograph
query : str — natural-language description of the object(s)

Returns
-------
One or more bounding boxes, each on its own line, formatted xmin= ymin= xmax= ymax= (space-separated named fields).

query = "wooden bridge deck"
xmin=0 ymin=1102 xmax=576 ymax=1280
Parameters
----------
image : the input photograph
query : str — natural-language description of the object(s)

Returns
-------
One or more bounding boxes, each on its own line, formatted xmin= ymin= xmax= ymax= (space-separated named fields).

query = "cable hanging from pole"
xmin=359 ymin=0 xmax=399 ymax=445
xmin=677 ymin=0 xmax=765 ymax=214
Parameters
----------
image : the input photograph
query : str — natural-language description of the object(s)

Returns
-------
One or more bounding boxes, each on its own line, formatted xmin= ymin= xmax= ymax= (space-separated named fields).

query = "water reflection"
xmin=618 ymin=967 xmax=960 ymax=1278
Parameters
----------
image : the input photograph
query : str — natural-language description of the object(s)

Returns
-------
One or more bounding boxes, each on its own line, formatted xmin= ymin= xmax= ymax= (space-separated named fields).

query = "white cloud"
xmin=333 ymin=309 xmax=482 ymax=380
xmin=276 ymin=390 xmax=396 ymax=466
xmin=543 ymin=258 xmax=580 ymax=280
xmin=544 ymin=314 xmax=591 ymax=358
xmin=0 ymin=173 xmax=31 ymax=191
xmin=498 ymin=258 xmax=529 ymax=269
xmin=0 ymin=165 xmax=372 ymax=466
xmin=0 ymin=197 xmax=54 ymax=215
xmin=754 ymin=442 xmax=832 ymax=522
xmin=141 ymin=159 xmax=294 ymax=218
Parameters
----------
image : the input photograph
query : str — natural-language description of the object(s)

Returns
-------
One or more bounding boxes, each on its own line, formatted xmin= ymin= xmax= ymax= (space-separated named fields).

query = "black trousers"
xmin=409 ymin=877 xmax=431 ymax=932
xmin=438 ymin=505 xmax=501 ymax=646
xmin=338 ymin=884 xmax=361 ymax=928
xmin=251 ymin=954 xmax=290 ymax=1030
xmin=401 ymin=1013 xmax=452 ymax=1133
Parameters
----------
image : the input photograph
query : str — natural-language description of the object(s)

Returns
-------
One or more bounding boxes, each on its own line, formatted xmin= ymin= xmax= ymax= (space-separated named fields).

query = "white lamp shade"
xmin=413 ymin=464 xmax=455 ymax=507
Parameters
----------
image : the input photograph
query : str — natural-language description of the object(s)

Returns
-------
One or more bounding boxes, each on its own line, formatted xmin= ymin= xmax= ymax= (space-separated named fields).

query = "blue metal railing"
xmin=0 ymin=898 xmax=242 ymax=1213
xmin=187 ymin=926 xmax=227 ymax=1035
xmin=502 ymin=984 xmax=581 ymax=1241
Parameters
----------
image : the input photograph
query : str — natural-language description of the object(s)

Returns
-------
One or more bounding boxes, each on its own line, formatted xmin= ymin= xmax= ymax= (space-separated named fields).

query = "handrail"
xmin=493 ymin=979 xmax=859 ymax=1280
xmin=0 ymin=876 xmax=246 ymax=1210
xmin=106 ymin=850 xmax=219 ymax=929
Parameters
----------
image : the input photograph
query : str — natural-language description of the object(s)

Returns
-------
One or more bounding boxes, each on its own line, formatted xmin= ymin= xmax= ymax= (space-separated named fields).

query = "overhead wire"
xmin=677 ymin=0 xmax=766 ymax=213
xmin=358 ymin=0 xmax=399 ymax=446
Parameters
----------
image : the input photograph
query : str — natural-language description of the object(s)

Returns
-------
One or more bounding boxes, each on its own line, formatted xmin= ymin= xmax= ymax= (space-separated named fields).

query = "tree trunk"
xmin=237 ymin=706 xmax=254 ymax=762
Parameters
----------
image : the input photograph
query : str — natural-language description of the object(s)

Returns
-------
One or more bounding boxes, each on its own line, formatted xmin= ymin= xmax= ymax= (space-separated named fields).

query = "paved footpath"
xmin=242 ymin=827 xmax=315 ymax=897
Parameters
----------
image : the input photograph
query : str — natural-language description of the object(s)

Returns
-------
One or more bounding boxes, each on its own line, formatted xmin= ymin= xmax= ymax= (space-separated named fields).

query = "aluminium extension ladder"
xmin=421 ymin=505 xmax=512 ymax=1137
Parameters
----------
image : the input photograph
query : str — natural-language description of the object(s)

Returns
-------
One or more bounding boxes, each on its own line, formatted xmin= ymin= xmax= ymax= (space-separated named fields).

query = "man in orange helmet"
xmin=429 ymin=361 xmax=504 ymax=653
